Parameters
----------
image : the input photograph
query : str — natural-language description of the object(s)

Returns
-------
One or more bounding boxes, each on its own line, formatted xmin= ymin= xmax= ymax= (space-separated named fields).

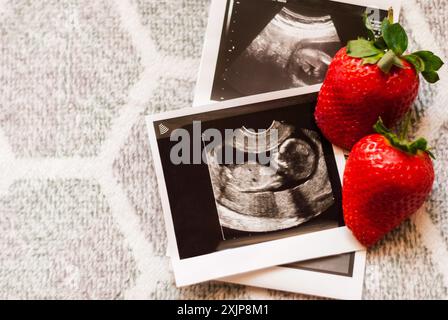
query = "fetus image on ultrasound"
xmin=205 ymin=121 xmax=335 ymax=234
xmin=219 ymin=3 xmax=341 ymax=98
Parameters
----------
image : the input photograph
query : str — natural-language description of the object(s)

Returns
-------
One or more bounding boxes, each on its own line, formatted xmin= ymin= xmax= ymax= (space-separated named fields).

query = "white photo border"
xmin=166 ymin=241 xmax=366 ymax=299
xmin=220 ymin=250 xmax=367 ymax=300
xmin=146 ymin=85 xmax=364 ymax=287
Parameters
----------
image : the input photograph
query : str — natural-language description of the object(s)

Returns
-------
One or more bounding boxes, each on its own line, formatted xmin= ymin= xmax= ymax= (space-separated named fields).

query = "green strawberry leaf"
xmin=381 ymin=18 xmax=391 ymax=37
xmin=382 ymin=22 xmax=408 ymax=56
xmin=409 ymin=138 xmax=428 ymax=154
xmin=374 ymin=118 xmax=435 ymax=159
xmin=422 ymin=71 xmax=440 ymax=83
xmin=413 ymin=51 xmax=444 ymax=71
xmin=426 ymin=149 xmax=436 ymax=160
xmin=402 ymin=52 xmax=443 ymax=82
xmin=374 ymin=37 xmax=387 ymax=50
xmin=403 ymin=54 xmax=425 ymax=73
xmin=347 ymin=39 xmax=382 ymax=58
xmin=362 ymin=53 xmax=384 ymax=65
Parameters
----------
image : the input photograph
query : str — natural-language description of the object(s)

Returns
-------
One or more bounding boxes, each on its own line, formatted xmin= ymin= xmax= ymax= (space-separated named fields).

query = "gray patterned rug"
xmin=0 ymin=0 xmax=447 ymax=299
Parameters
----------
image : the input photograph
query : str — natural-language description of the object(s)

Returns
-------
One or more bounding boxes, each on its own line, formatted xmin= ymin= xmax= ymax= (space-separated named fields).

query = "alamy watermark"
xmin=168 ymin=121 xmax=279 ymax=169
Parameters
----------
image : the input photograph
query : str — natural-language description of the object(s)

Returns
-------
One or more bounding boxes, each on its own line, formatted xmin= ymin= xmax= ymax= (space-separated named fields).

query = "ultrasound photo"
xmin=153 ymin=93 xmax=345 ymax=259
xmin=211 ymin=0 xmax=387 ymax=100
xmin=206 ymin=122 xmax=334 ymax=235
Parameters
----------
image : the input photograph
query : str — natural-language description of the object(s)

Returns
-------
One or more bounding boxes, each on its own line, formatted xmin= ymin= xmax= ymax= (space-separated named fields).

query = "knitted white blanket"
xmin=0 ymin=0 xmax=446 ymax=299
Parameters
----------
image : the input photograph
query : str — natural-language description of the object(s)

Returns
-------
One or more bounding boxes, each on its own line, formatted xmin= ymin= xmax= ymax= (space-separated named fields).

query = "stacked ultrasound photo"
xmin=150 ymin=90 xmax=364 ymax=296
xmin=209 ymin=0 xmax=388 ymax=101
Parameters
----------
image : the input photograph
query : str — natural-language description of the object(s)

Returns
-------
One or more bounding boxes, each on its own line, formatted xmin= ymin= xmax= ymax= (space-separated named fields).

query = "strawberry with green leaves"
xmin=315 ymin=9 xmax=443 ymax=150
xmin=343 ymin=117 xmax=435 ymax=247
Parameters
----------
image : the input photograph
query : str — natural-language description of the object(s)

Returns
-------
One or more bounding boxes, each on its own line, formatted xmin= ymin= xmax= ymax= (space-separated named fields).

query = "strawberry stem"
xmin=387 ymin=7 xmax=394 ymax=24
xmin=400 ymin=111 xmax=412 ymax=141
xmin=377 ymin=50 xmax=396 ymax=73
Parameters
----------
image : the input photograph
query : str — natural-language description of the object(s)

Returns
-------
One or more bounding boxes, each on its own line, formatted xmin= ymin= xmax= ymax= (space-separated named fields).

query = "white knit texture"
xmin=0 ymin=0 xmax=447 ymax=299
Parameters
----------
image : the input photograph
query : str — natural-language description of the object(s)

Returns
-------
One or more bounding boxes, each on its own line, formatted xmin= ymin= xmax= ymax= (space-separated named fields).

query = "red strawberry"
xmin=315 ymin=9 xmax=443 ymax=150
xmin=315 ymin=48 xmax=419 ymax=150
xmin=343 ymin=119 xmax=435 ymax=247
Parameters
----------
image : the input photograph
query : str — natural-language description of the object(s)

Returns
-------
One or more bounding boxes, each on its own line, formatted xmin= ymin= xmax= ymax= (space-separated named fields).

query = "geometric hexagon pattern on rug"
xmin=427 ymin=122 xmax=448 ymax=249
xmin=0 ymin=0 xmax=447 ymax=300
xmin=152 ymin=277 xmax=249 ymax=300
xmin=113 ymin=117 xmax=168 ymax=257
xmin=113 ymin=77 xmax=197 ymax=256
xmin=145 ymin=77 xmax=197 ymax=114
xmin=363 ymin=220 xmax=448 ymax=299
xmin=0 ymin=179 xmax=138 ymax=299
xmin=133 ymin=0 xmax=209 ymax=59
xmin=415 ymin=0 xmax=448 ymax=57
xmin=266 ymin=289 xmax=320 ymax=300
xmin=400 ymin=15 xmax=440 ymax=120
xmin=0 ymin=0 xmax=142 ymax=157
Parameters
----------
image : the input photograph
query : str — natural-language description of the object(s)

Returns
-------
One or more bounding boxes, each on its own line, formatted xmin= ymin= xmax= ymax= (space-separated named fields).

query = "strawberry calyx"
xmin=346 ymin=8 xmax=444 ymax=83
xmin=374 ymin=118 xmax=435 ymax=159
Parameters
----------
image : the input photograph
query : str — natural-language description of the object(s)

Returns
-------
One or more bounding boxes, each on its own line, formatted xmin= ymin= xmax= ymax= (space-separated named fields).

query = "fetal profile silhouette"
xmin=223 ymin=7 xmax=341 ymax=96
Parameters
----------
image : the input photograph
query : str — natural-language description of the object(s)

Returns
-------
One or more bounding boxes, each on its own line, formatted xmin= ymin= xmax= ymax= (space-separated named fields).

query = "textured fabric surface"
xmin=0 ymin=0 xmax=447 ymax=299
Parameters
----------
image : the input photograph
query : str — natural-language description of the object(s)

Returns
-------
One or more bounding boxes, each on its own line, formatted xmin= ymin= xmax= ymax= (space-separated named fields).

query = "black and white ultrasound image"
xmin=212 ymin=0 xmax=387 ymax=101
xmin=156 ymin=94 xmax=345 ymax=259
xmin=206 ymin=122 xmax=335 ymax=239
